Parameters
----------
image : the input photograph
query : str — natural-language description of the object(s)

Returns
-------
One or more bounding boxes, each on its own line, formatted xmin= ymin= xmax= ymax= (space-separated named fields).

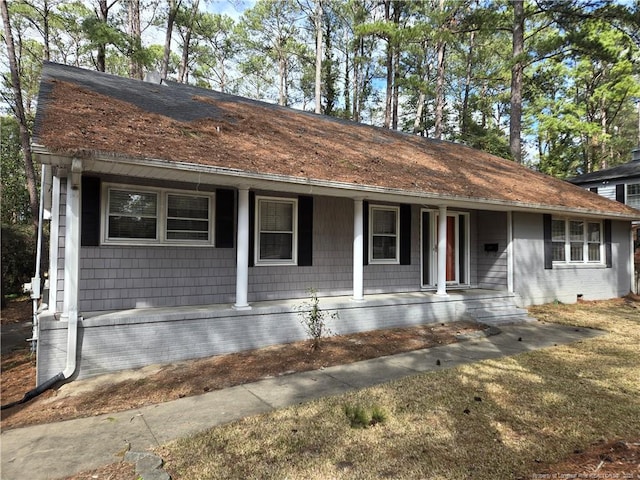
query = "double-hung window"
xmin=627 ymin=184 xmax=640 ymax=209
xmin=104 ymin=185 xmax=213 ymax=244
xmin=551 ymin=217 xmax=603 ymax=264
xmin=369 ymin=205 xmax=399 ymax=264
xmin=166 ymin=194 xmax=210 ymax=241
xmin=256 ymin=196 xmax=297 ymax=265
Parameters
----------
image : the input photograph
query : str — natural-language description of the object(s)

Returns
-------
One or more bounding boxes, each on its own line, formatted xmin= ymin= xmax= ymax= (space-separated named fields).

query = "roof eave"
xmin=32 ymin=144 xmax=640 ymax=221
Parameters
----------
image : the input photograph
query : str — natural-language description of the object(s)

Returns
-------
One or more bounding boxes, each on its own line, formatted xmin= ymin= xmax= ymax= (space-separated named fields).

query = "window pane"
xmin=588 ymin=243 xmax=600 ymax=262
xmin=259 ymin=233 xmax=293 ymax=259
xmin=372 ymin=236 xmax=397 ymax=260
xmin=552 ymin=242 xmax=565 ymax=262
xmin=108 ymin=189 xmax=157 ymax=240
xmin=570 ymin=242 xmax=583 ymax=261
xmin=260 ymin=201 xmax=293 ymax=232
xmin=167 ymin=194 xmax=208 ymax=219
xmin=166 ymin=219 xmax=209 ymax=240
xmin=108 ymin=216 xmax=156 ymax=239
xmin=109 ymin=190 xmax=157 ymax=216
xmin=552 ymin=219 xmax=565 ymax=241
xmin=166 ymin=194 xmax=209 ymax=241
xmin=587 ymin=223 xmax=600 ymax=243
xmin=372 ymin=209 xmax=396 ymax=235
xmin=569 ymin=221 xmax=584 ymax=241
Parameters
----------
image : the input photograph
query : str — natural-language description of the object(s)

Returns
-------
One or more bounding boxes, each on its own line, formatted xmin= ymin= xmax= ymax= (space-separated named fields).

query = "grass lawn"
xmin=160 ymin=299 xmax=640 ymax=479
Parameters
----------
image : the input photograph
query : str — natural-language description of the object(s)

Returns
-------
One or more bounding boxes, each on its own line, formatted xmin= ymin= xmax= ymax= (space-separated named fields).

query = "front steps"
xmin=461 ymin=298 xmax=537 ymax=326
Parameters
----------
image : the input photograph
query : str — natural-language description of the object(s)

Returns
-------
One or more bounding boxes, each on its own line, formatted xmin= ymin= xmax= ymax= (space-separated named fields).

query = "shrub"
xmin=1 ymin=224 xmax=37 ymax=304
xmin=296 ymin=288 xmax=338 ymax=351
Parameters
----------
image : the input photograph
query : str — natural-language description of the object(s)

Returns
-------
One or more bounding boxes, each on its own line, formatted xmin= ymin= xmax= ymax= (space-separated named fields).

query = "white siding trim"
xmin=48 ymin=175 xmax=60 ymax=313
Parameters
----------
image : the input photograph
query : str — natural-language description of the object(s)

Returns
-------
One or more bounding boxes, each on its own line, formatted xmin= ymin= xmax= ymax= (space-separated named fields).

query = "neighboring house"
xmin=31 ymin=62 xmax=640 ymax=384
xmin=568 ymin=148 xmax=640 ymax=291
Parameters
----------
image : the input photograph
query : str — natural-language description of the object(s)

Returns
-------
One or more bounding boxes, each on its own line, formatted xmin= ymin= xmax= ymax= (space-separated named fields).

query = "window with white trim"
xmin=104 ymin=185 xmax=213 ymax=244
xmin=107 ymin=189 xmax=158 ymax=240
xmin=552 ymin=217 xmax=603 ymax=264
xmin=256 ymin=196 xmax=297 ymax=265
xmin=627 ymin=183 xmax=640 ymax=209
xmin=369 ymin=205 xmax=399 ymax=264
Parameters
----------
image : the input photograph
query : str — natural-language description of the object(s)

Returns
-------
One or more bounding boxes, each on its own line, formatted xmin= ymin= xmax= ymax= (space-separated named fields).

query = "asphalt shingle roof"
xmin=568 ymin=157 xmax=640 ymax=184
xmin=33 ymin=62 xmax=639 ymax=219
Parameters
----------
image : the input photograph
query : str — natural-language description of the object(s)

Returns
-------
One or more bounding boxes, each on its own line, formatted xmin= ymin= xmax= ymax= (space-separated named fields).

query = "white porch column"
xmin=233 ymin=187 xmax=251 ymax=310
xmin=352 ymin=199 xmax=364 ymax=301
xmin=62 ymin=163 xmax=82 ymax=321
xmin=436 ymin=205 xmax=448 ymax=296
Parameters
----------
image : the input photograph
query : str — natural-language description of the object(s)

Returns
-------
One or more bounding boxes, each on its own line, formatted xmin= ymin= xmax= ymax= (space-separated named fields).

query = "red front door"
xmin=446 ymin=216 xmax=456 ymax=281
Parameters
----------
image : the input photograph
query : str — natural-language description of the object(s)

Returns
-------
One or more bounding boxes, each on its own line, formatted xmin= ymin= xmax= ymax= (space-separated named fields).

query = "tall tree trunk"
xmin=1 ymin=0 xmax=39 ymax=230
xmin=434 ymin=39 xmax=446 ymax=139
xmin=96 ymin=0 xmax=109 ymax=72
xmin=43 ymin=0 xmax=51 ymax=61
xmin=162 ymin=0 xmax=180 ymax=79
xmin=278 ymin=52 xmax=286 ymax=106
xmin=413 ymin=39 xmax=429 ymax=134
xmin=509 ymin=0 xmax=524 ymax=163
xmin=353 ymin=37 xmax=361 ymax=122
xmin=434 ymin=0 xmax=447 ymax=140
xmin=461 ymin=31 xmax=475 ymax=139
xmin=391 ymin=2 xmax=400 ymax=130
xmin=383 ymin=0 xmax=392 ymax=129
xmin=128 ymin=0 xmax=143 ymax=79
xmin=314 ymin=0 xmax=323 ymax=114
xmin=600 ymin=99 xmax=608 ymax=169
xmin=178 ymin=0 xmax=200 ymax=83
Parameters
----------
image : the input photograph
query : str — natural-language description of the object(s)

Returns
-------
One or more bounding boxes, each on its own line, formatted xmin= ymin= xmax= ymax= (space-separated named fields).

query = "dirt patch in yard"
xmin=534 ymin=438 xmax=640 ymax=477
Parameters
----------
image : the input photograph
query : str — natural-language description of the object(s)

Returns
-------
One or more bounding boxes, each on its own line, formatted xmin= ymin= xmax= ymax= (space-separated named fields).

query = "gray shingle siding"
xmin=79 ymin=246 xmax=237 ymax=311
xmin=512 ymin=212 xmax=631 ymax=305
xmin=476 ymin=211 xmax=508 ymax=290
xmin=71 ymin=194 xmax=466 ymax=311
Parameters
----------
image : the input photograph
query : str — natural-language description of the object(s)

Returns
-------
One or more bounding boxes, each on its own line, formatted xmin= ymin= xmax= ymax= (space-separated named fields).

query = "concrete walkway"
xmin=1 ymin=322 xmax=604 ymax=480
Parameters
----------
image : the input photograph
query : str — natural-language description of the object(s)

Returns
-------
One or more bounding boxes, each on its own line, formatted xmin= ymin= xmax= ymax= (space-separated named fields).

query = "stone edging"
xmin=124 ymin=451 xmax=171 ymax=480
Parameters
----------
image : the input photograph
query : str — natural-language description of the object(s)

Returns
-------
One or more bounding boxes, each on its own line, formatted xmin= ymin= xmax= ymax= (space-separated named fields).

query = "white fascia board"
xmin=31 ymin=145 xmax=640 ymax=221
